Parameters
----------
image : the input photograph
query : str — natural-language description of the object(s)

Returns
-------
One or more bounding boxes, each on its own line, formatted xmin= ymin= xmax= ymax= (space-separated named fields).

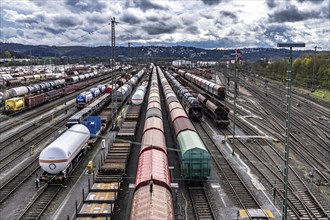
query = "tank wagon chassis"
xmin=0 ymin=112 xmax=74 ymax=205
xmin=0 ymin=109 xmax=75 ymax=176
xmin=18 ymin=174 xmax=69 ymax=219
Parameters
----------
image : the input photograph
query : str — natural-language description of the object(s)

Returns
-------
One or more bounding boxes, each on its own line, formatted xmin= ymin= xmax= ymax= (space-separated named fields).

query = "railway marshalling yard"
xmin=0 ymin=64 xmax=329 ymax=220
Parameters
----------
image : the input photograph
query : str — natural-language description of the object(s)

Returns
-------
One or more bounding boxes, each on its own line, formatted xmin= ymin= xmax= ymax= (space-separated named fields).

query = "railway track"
xmin=0 ymin=96 xmax=72 ymax=134
xmin=220 ymin=119 xmax=330 ymax=219
xmin=0 ymin=104 xmax=72 ymax=150
xmin=232 ymin=82 xmax=330 ymax=185
xmin=16 ymin=135 xmax=86 ymax=220
xmin=193 ymin=121 xmax=269 ymax=219
xmin=0 ymin=112 xmax=72 ymax=171
xmin=17 ymin=184 xmax=62 ymax=220
xmin=0 ymin=72 xmax=122 ymax=133
xmin=0 ymin=158 xmax=40 ymax=204
xmin=188 ymin=183 xmax=217 ymax=220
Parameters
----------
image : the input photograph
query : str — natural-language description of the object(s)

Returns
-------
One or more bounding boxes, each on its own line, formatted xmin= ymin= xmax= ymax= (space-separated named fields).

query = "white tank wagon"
xmin=39 ymin=124 xmax=90 ymax=177
xmin=7 ymin=86 xmax=29 ymax=98
xmin=132 ymin=83 xmax=147 ymax=105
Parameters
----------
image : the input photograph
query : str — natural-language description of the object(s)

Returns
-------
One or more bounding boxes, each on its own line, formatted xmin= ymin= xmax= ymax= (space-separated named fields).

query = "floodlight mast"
xmin=277 ymin=42 xmax=305 ymax=220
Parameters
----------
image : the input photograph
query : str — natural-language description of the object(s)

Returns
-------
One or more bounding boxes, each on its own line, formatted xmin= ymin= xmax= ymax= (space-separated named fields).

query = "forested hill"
xmin=0 ymin=43 xmax=313 ymax=62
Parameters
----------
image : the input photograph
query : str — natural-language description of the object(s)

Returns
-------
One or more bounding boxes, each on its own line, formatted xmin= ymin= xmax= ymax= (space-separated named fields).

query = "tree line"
xmin=251 ymin=52 xmax=330 ymax=90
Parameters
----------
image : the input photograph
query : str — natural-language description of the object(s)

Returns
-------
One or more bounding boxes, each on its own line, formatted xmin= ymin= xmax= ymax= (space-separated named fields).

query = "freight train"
xmin=39 ymin=114 xmax=104 ymax=182
xmin=171 ymin=67 xmax=226 ymax=100
xmin=5 ymin=80 xmax=94 ymax=114
xmin=131 ymin=81 xmax=148 ymax=105
xmin=197 ymin=93 xmax=230 ymax=128
xmin=130 ymin=66 xmax=174 ymax=219
xmin=163 ymin=70 xmax=202 ymax=121
xmin=39 ymin=69 xmax=146 ymax=182
xmin=158 ymin=66 xmax=211 ymax=179
xmin=75 ymin=85 xmax=105 ymax=109
xmin=39 ymin=124 xmax=91 ymax=181
xmin=67 ymin=93 xmax=112 ymax=128
xmin=4 ymin=66 xmax=136 ymax=114
xmin=3 ymin=70 xmax=105 ymax=114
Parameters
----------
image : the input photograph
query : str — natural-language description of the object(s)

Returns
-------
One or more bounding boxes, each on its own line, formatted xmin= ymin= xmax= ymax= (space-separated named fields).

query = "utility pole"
xmin=312 ymin=46 xmax=320 ymax=91
xmin=278 ymin=42 xmax=305 ymax=220
xmin=232 ymin=65 xmax=238 ymax=156
xmin=231 ymin=49 xmax=241 ymax=156
xmin=111 ymin=17 xmax=118 ymax=129
xmin=128 ymin=42 xmax=131 ymax=65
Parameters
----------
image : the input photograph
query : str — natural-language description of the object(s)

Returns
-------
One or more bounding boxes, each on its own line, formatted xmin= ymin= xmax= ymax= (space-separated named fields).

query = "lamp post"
xmin=312 ymin=46 xmax=321 ymax=91
xmin=277 ymin=42 xmax=305 ymax=220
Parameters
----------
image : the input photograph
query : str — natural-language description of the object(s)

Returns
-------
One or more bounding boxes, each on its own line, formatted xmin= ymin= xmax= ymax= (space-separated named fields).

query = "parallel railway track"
xmin=0 ymin=112 xmax=73 ymax=171
xmin=221 ymin=118 xmax=330 ymax=219
xmin=0 ymin=104 xmax=72 ymax=150
xmin=188 ymin=184 xmax=216 ymax=220
xmin=17 ymin=184 xmax=62 ymax=220
xmin=0 ymin=158 xmax=40 ymax=204
xmin=193 ymin=121 xmax=268 ymax=219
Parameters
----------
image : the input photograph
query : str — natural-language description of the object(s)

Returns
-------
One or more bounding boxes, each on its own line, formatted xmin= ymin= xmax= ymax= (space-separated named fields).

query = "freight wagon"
xmin=164 ymin=70 xmax=202 ymax=121
xmin=197 ymin=93 xmax=230 ymax=128
xmin=130 ymin=65 xmax=174 ymax=219
xmin=159 ymin=66 xmax=211 ymax=179
xmin=39 ymin=124 xmax=91 ymax=181
xmin=172 ymin=67 xmax=226 ymax=100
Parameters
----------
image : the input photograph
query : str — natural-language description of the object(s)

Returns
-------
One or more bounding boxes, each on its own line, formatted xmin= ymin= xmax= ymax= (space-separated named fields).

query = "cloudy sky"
xmin=0 ymin=0 xmax=329 ymax=50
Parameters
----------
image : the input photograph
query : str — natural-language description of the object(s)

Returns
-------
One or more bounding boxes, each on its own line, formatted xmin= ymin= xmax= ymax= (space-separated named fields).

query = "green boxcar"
xmin=177 ymin=130 xmax=211 ymax=179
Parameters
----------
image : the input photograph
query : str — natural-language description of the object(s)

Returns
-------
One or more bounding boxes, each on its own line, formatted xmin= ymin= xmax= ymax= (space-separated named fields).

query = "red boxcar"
xmin=140 ymin=129 xmax=166 ymax=154
xmin=143 ymin=117 xmax=164 ymax=134
xmin=135 ymin=149 xmax=171 ymax=191
xmin=173 ymin=117 xmax=196 ymax=137
xmin=25 ymin=94 xmax=45 ymax=108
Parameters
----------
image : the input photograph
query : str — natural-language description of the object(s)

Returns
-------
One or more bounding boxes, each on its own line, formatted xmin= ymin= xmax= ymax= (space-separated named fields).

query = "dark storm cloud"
xmin=264 ymin=24 xmax=289 ymax=35
xmin=87 ymin=14 xmax=108 ymax=25
xmin=269 ymin=5 xmax=321 ymax=22
xmin=297 ymin=0 xmax=324 ymax=3
xmin=44 ymin=27 xmax=66 ymax=34
xmin=201 ymin=0 xmax=222 ymax=6
xmin=266 ymin=0 xmax=276 ymax=8
xmin=263 ymin=24 xmax=293 ymax=42
xmin=121 ymin=12 xmax=141 ymax=25
xmin=16 ymin=14 xmax=45 ymax=25
xmin=53 ymin=15 xmax=81 ymax=28
xmin=16 ymin=29 xmax=24 ymax=37
xmin=65 ymin=0 xmax=106 ymax=12
xmin=127 ymin=0 xmax=167 ymax=12
xmin=220 ymin=11 xmax=237 ymax=20
xmin=321 ymin=6 xmax=330 ymax=19
xmin=146 ymin=15 xmax=171 ymax=22
xmin=142 ymin=22 xmax=177 ymax=35
xmin=185 ymin=26 xmax=200 ymax=35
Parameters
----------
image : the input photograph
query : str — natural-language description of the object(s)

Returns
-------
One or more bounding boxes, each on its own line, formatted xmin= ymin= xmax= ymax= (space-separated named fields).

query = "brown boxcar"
xmin=25 ymin=94 xmax=45 ymax=107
